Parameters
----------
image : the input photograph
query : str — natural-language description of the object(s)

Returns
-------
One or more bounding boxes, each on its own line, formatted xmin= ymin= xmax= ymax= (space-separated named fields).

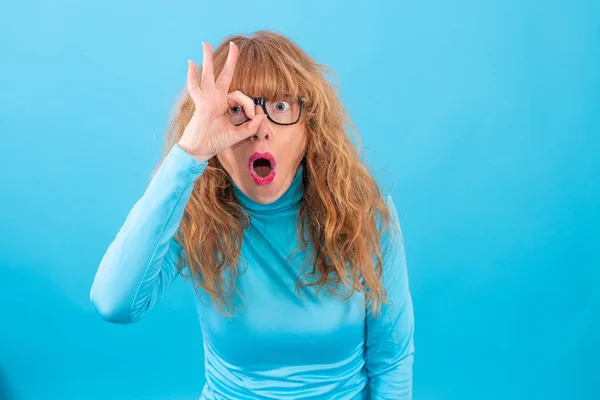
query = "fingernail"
xmin=229 ymin=41 xmax=234 ymax=47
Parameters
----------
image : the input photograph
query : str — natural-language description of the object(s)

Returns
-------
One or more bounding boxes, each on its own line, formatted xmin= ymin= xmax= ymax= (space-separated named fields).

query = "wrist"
xmin=177 ymin=141 xmax=212 ymax=163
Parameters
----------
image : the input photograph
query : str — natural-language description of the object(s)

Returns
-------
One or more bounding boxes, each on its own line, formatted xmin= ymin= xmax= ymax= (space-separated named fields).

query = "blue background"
xmin=1 ymin=0 xmax=598 ymax=399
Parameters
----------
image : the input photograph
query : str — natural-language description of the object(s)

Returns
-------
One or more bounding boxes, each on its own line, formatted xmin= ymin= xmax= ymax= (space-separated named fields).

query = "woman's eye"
xmin=229 ymin=105 xmax=242 ymax=114
xmin=274 ymin=101 xmax=290 ymax=112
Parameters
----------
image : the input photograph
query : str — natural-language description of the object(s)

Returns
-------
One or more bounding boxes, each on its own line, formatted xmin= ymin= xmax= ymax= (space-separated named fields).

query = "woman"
xmin=90 ymin=30 xmax=415 ymax=399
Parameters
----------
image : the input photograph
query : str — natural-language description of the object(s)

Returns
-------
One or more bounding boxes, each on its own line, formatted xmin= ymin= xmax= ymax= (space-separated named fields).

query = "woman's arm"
xmin=365 ymin=194 xmax=415 ymax=399
xmin=90 ymin=143 xmax=207 ymax=324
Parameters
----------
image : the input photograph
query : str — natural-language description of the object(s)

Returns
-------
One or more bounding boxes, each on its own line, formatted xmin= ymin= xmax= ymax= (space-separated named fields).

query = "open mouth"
xmin=248 ymin=152 xmax=276 ymax=185
xmin=252 ymin=158 xmax=272 ymax=177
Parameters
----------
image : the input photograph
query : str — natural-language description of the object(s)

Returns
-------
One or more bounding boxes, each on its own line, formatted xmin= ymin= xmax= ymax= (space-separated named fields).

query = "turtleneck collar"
xmin=232 ymin=164 xmax=304 ymax=214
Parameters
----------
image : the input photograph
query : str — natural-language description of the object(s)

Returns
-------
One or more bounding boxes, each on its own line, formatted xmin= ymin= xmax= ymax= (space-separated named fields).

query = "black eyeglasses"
xmin=226 ymin=96 xmax=306 ymax=126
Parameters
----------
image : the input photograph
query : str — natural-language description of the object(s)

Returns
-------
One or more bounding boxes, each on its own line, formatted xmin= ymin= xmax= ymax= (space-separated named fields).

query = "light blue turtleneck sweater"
xmin=90 ymin=143 xmax=415 ymax=399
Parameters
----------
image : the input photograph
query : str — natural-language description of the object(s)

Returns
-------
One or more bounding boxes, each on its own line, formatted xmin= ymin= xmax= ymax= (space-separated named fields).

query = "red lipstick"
xmin=248 ymin=152 xmax=276 ymax=185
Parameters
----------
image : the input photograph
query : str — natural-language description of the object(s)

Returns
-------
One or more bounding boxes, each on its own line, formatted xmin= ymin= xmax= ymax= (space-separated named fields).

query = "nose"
xmin=251 ymin=105 xmax=270 ymax=141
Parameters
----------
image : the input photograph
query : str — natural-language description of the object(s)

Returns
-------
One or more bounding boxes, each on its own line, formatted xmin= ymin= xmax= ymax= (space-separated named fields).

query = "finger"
xmin=232 ymin=113 xmax=267 ymax=140
xmin=201 ymin=42 xmax=215 ymax=92
xmin=216 ymin=41 xmax=238 ymax=93
xmin=187 ymin=60 xmax=202 ymax=100
xmin=227 ymin=90 xmax=256 ymax=119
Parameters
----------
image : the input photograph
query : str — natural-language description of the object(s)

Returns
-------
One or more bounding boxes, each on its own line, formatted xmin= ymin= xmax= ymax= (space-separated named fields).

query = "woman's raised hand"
xmin=178 ymin=41 xmax=266 ymax=162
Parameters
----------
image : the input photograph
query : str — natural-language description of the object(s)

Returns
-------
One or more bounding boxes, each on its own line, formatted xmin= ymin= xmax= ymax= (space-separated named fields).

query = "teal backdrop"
xmin=1 ymin=0 xmax=598 ymax=399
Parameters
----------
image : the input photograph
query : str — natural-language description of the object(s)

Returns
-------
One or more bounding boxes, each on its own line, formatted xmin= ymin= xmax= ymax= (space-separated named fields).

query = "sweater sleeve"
xmin=90 ymin=143 xmax=207 ymax=324
xmin=365 ymin=194 xmax=415 ymax=399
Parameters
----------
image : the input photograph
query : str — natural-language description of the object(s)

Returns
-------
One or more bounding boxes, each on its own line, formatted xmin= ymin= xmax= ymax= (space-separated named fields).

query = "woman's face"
xmin=216 ymin=100 xmax=307 ymax=204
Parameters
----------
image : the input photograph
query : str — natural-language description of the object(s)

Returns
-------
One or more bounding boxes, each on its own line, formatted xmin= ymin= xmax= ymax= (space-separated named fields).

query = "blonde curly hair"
xmin=152 ymin=30 xmax=398 ymax=317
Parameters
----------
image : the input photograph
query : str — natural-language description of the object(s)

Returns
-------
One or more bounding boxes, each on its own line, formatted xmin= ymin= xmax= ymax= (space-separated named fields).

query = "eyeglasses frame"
xmin=228 ymin=96 xmax=306 ymax=126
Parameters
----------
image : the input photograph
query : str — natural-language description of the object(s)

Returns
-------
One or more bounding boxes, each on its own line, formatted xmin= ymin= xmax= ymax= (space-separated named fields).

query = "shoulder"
xmin=375 ymin=193 xmax=401 ymax=232
xmin=379 ymin=193 xmax=405 ymax=256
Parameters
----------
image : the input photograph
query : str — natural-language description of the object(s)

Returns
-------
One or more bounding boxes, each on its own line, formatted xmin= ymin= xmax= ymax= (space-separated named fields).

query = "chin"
xmin=248 ymin=183 xmax=280 ymax=204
